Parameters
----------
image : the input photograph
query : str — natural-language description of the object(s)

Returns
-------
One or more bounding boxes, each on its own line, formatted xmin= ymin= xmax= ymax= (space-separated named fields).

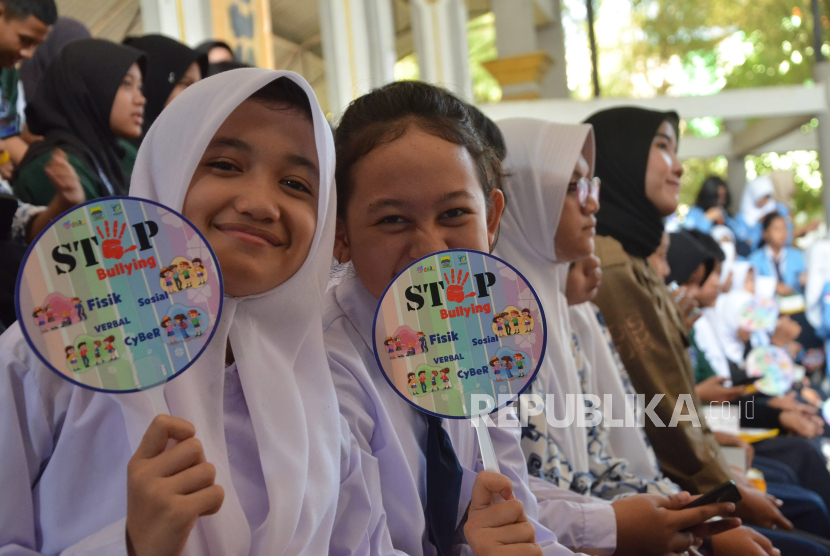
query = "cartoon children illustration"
xmin=489 ymin=357 xmax=502 ymax=381
xmin=509 ymin=310 xmax=521 ymax=335
xmin=417 ymin=331 xmax=428 ymax=353
xmin=60 ymin=310 xmax=72 ymax=327
xmin=406 ymin=341 xmax=417 ymax=356
xmin=174 ymin=314 xmax=190 ymax=341
xmin=502 ymin=313 xmax=512 ymax=335
xmin=170 ymin=263 xmax=183 ymax=291
xmin=161 ymin=316 xmax=177 ymax=344
xmin=45 ymin=305 xmax=58 ymax=329
xmin=384 ymin=337 xmax=396 ymax=358
xmin=103 ymin=336 xmax=119 ymax=360
xmin=418 ymin=370 xmax=427 ymax=393
xmin=522 ymin=308 xmax=533 ymax=332
xmin=408 ymin=372 xmax=418 ymax=396
xmin=72 ymin=297 xmax=87 ymax=321
xmin=65 ymin=346 xmax=81 ymax=371
xmin=188 ymin=309 xmax=203 ymax=336
xmin=33 ymin=307 xmax=47 ymax=329
xmin=440 ymin=368 xmax=451 ymax=389
xmin=514 ymin=353 xmax=526 ymax=377
xmin=78 ymin=342 xmax=90 ymax=367
xmin=430 ymin=370 xmax=440 ymax=392
xmin=493 ymin=315 xmax=505 ymax=337
xmin=93 ymin=341 xmax=104 ymax=365
xmin=395 ymin=335 xmax=404 ymax=358
xmin=179 ymin=261 xmax=193 ymax=288
xmin=501 ymin=355 xmax=515 ymax=380
xmin=192 ymin=258 xmax=206 ymax=285
xmin=160 ymin=267 xmax=176 ymax=293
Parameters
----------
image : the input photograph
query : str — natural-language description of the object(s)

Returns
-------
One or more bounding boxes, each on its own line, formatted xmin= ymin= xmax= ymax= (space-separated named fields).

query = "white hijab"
xmin=123 ymin=69 xmax=340 ymax=555
xmin=718 ymin=240 xmax=736 ymax=285
xmin=494 ymin=117 xmax=595 ymax=475
xmin=711 ymin=225 xmax=736 ymax=246
xmin=806 ymin=240 xmax=830 ymax=329
xmin=715 ymin=261 xmax=753 ymax=363
xmin=739 ymin=175 xmax=777 ymax=227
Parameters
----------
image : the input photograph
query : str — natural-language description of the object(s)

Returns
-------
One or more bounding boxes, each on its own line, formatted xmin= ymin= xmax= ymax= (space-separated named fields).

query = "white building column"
xmin=409 ymin=0 xmax=473 ymax=101
xmin=725 ymin=120 xmax=747 ymax=214
xmin=140 ymin=0 xmax=213 ymax=47
xmin=486 ymin=0 xmax=568 ymax=100
xmin=319 ymin=0 xmax=397 ymax=118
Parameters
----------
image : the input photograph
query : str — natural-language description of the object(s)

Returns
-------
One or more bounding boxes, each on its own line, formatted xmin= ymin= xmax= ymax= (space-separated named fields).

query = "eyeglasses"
xmin=575 ymin=177 xmax=600 ymax=208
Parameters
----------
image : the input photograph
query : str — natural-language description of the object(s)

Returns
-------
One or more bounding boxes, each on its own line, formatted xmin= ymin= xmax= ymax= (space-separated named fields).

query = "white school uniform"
xmin=0 ymin=69 xmax=394 ymax=555
xmin=325 ymin=265 xmax=597 ymax=555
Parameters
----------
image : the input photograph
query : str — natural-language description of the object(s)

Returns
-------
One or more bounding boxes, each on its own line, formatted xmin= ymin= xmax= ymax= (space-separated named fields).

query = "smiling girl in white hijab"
xmin=0 ymin=69 xmax=393 ymax=555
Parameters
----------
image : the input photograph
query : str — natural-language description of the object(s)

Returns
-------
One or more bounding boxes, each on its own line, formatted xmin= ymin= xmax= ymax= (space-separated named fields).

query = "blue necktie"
xmin=425 ymin=415 xmax=463 ymax=556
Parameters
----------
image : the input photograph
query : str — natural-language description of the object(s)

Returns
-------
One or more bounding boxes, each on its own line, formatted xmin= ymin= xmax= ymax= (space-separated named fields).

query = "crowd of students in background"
xmin=4 ymin=0 xmax=830 ymax=555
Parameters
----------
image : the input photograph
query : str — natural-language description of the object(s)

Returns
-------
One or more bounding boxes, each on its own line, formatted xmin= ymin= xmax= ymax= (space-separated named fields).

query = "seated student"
xmin=0 ymin=69 xmax=396 ymax=553
xmin=687 ymin=230 xmax=830 ymax=539
xmin=122 ymin=34 xmax=208 ymax=143
xmin=492 ymin=118 xmax=740 ymax=555
xmin=0 ymin=0 xmax=58 ymax=167
xmin=13 ymin=39 xmax=146 ymax=205
xmin=585 ymin=106 xmax=797 ymax=535
xmin=683 ymin=176 xmax=737 ymax=234
xmin=734 ymin=176 xmax=788 ymax=251
xmin=567 ymin=247 xmax=809 ymax=554
xmin=568 ymin=255 xmax=676 ymax=492
xmin=749 ymin=212 xmax=806 ymax=296
xmin=328 ymin=79 xmax=589 ymax=555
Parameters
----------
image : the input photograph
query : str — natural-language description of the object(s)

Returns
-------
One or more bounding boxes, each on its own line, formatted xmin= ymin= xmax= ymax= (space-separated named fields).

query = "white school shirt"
xmin=324 ymin=268 xmax=600 ymax=556
xmin=0 ymin=323 xmax=395 ymax=555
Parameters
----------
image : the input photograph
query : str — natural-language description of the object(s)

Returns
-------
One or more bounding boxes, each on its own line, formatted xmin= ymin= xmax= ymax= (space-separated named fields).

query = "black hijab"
xmin=195 ymin=40 xmax=235 ymax=60
xmin=666 ymin=230 xmax=714 ymax=286
xmin=123 ymin=35 xmax=207 ymax=137
xmin=19 ymin=39 xmax=145 ymax=197
xmin=19 ymin=17 xmax=90 ymax=100
xmin=585 ymin=107 xmax=680 ymax=259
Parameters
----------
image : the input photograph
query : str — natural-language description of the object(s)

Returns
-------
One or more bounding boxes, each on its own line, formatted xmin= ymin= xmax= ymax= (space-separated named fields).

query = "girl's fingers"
xmin=686 ymin=517 xmax=742 ymax=539
xmin=488 ymin=521 xmax=536 ymax=545
xmin=153 ymin=436 xmax=207 ymax=477
xmin=186 ymin=483 xmax=225 ymax=516
xmin=134 ymin=415 xmax=195 ymax=460
xmin=494 ymin=544 xmax=543 ymax=556
xmin=666 ymin=531 xmax=696 ymax=553
xmin=470 ymin=471 xmax=515 ymax=511
xmin=672 ymin=501 xmax=736 ymax=530
xmin=171 ymin=461 xmax=216 ymax=495
xmin=473 ymin=498 xmax=527 ymax=529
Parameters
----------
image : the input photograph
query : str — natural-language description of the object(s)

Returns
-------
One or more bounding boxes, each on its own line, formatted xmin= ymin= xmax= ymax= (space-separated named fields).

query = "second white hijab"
xmin=494 ymin=117 xmax=595 ymax=476
xmin=739 ymin=175 xmax=777 ymax=227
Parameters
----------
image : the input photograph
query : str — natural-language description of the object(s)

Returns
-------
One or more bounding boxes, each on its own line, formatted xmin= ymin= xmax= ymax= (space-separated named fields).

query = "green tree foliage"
xmin=468 ymin=13 xmax=502 ymax=103
xmin=627 ymin=0 xmax=826 ymax=218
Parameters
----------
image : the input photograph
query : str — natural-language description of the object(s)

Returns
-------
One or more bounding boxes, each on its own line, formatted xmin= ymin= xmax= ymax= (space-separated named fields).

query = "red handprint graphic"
xmin=97 ymin=220 xmax=137 ymax=260
xmin=445 ymin=269 xmax=476 ymax=304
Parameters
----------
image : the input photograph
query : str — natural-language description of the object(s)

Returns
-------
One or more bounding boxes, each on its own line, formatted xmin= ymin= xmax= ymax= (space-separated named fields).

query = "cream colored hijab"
xmin=123 ymin=69 xmax=340 ymax=555
xmin=494 ymin=117 xmax=595 ymax=475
